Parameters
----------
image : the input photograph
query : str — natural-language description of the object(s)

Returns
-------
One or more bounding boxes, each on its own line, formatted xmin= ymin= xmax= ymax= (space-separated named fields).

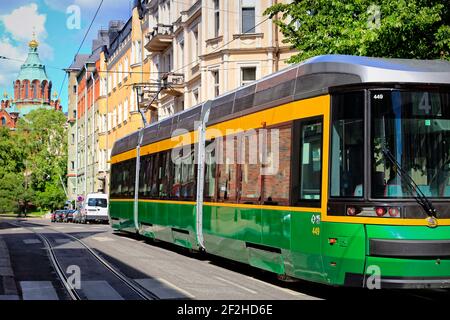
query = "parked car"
xmin=73 ymin=209 xmax=82 ymax=223
xmin=63 ymin=210 xmax=77 ymax=223
xmin=54 ymin=210 xmax=66 ymax=223
xmin=50 ymin=211 xmax=57 ymax=222
xmin=80 ymin=193 xmax=109 ymax=224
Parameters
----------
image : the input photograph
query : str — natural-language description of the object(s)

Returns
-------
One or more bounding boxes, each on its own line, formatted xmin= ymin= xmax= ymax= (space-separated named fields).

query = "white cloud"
xmin=0 ymin=4 xmax=54 ymax=91
xmin=1 ymin=3 xmax=47 ymax=43
xmin=0 ymin=38 xmax=27 ymax=90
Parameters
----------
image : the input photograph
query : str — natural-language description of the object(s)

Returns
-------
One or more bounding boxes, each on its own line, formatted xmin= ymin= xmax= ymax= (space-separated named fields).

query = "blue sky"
xmin=0 ymin=0 xmax=135 ymax=112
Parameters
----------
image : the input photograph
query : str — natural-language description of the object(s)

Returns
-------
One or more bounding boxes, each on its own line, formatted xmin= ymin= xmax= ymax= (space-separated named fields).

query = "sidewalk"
xmin=0 ymin=237 xmax=19 ymax=300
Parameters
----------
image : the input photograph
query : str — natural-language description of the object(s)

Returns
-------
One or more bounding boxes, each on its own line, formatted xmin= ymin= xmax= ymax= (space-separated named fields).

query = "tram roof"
xmin=111 ymin=55 xmax=450 ymax=157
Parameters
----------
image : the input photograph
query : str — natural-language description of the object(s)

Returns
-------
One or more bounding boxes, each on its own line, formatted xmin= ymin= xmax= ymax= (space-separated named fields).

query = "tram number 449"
xmin=312 ymin=227 xmax=320 ymax=236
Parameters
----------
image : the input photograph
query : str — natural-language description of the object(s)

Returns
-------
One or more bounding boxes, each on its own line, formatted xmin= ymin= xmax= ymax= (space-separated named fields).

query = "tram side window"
xmin=159 ymin=151 xmax=171 ymax=198
xmin=110 ymin=163 xmax=119 ymax=198
xmin=204 ymin=140 xmax=217 ymax=200
xmin=180 ymin=145 xmax=196 ymax=200
xmin=330 ymin=91 xmax=365 ymax=198
xmin=217 ymin=136 xmax=238 ymax=202
xmin=139 ymin=155 xmax=153 ymax=198
xmin=171 ymin=148 xmax=183 ymax=199
xmin=262 ymin=125 xmax=291 ymax=206
xmin=128 ymin=159 xmax=136 ymax=197
xmin=238 ymin=130 xmax=261 ymax=204
xmin=150 ymin=153 xmax=160 ymax=198
xmin=299 ymin=120 xmax=323 ymax=201
xmin=121 ymin=161 xmax=129 ymax=196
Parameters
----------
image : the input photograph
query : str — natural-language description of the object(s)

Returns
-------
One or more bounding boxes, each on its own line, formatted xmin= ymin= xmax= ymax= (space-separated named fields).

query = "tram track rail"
xmin=10 ymin=220 xmax=160 ymax=301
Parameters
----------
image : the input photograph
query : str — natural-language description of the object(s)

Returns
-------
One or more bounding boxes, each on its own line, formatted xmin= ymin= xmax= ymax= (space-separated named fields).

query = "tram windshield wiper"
xmin=381 ymin=144 xmax=437 ymax=219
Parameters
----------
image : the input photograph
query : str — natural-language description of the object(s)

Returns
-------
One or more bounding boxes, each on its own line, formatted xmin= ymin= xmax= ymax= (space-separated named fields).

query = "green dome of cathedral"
xmin=16 ymin=37 xmax=49 ymax=82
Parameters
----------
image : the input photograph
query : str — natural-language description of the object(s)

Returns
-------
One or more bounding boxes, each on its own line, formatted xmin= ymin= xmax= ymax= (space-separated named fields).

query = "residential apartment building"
xmin=100 ymin=7 xmax=151 ymax=194
xmin=66 ymin=53 xmax=89 ymax=203
xmin=142 ymin=0 xmax=296 ymax=120
xmin=67 ymin=3 xmax=151 ymax=201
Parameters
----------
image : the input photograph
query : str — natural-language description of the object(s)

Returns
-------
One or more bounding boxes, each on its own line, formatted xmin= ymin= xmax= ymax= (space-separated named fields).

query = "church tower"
xmin=12 ymin=33 xmax=61 ymax=116
xmin=0 ymin=34 xmax=63 ymax=129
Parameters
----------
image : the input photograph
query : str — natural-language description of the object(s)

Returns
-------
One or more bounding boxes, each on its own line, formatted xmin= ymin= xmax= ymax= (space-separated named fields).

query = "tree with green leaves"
xmin=15 ymin=109 xmax=68 ymax=212
xmin=265 ymin=0 xmax=450 ymax=63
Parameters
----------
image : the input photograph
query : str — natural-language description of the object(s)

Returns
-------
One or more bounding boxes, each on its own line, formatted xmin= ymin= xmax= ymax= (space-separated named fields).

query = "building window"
xmin=193 ymin=88 xmax=199 ymax=105
xmin=212 ymin=70 xmax=219 ymax=97
xmin=73 ymin=85 xmax=77 ymax=94
xmin=118 ymin=104 xmax=123 ymax=124
xmin=124 ymin=58 xmax=129 ymax=79
xmin=1 ymin=117 xmax=6 ymax=126
xmin=179 ymin=40 xmax=184 ymax=67
xmin=71 ymin=133 xmax=75 ymax=144
xmin=241 ymin=67 xmax=256 ymax=86
xmin=214 ymin=0 xmax=220 ymax=37
xmin=242 ymin=7 xmax=255 ymax=33
xmin=71 ymin=161 xmax=75 ymax=170
xmin=124 ymin=99 xmax=128 ymax=121
xmin=118 ymin=63 xmax=123 ymax=84
xmin=193 ymin=28 xmax=199 ymax=58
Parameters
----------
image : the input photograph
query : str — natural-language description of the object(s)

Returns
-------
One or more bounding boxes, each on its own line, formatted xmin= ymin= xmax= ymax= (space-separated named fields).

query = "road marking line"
xmin=20 ymin=281 xmax=59 ymax=300
xmin=156 ymin=278 xmax=195 ymax=298
xmin=247 ymin=277 xmax=314 ymax=298
xmin=92 ymin=236 xmax=114 ymax=242
xmin=22 ymin=239 xmax=41 ymax=245
xmin=215 ymin=276 xmax=257 ymax=294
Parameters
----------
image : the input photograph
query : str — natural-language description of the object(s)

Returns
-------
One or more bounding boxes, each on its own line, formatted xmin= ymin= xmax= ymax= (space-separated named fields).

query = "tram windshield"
xmin=371 ymin=89 xmax=450 ymax=198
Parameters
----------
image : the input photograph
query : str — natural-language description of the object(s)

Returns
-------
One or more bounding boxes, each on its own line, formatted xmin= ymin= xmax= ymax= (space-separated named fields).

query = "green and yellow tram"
xmin=109 ymin=55 xmax=450 ymax=288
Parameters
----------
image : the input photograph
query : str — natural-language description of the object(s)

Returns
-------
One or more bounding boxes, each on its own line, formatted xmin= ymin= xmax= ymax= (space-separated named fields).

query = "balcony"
xmin=161 ymin=73 xmax=185 ymax=97
xmin=181 ymin=0 xmax=201 ymax=24
xmin=145 ymin=24 xmax=174 ymax=52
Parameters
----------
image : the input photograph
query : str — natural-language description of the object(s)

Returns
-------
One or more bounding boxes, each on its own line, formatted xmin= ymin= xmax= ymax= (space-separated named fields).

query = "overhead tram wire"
xmin=56 ymin=0 xmax=105 ymax=102
xmin=0 ymin=56 xmax=286 ymax=75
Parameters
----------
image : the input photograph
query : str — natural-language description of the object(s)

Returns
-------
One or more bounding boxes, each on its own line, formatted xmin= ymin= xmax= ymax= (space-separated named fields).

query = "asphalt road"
xmin=0 ymin=217 xmax=449 ymax=301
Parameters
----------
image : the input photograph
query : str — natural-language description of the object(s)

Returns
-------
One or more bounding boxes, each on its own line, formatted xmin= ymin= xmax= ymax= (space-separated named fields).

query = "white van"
xmin=81 ymin=193 xmax=109 ymax=224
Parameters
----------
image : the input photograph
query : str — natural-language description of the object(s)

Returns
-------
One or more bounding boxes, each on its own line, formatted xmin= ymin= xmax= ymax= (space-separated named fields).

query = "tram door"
xmin=289 ymin=116 xmax=326 ymax=283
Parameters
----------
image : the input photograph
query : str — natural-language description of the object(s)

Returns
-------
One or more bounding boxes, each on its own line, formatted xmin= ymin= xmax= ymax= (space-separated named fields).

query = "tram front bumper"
xmin=345 ymin=225 xmax=450 ymax=289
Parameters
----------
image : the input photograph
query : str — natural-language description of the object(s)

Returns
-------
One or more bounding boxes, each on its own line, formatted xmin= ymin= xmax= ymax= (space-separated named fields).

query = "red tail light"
xmin=347 ymin=207 xmax=357 ymax=216
xmin=388 ymin=207 xmax=400 ymax=217
xmin=375 ymin=207 xmax=386 ymax=217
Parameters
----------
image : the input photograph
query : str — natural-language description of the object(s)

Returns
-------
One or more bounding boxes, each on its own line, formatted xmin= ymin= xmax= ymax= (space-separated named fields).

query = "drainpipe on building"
xmin=105 ymin=61 xmax=109 ymax=195
xmin=84 ymin=67 xmax=88 ymax=197
xmin=92 ymin=72 xmax=95 ymax=193
xmin=274 ymin=0 xmax=280 ymax=72
xmin=75 ymin=82 xmax=78 ymax=198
